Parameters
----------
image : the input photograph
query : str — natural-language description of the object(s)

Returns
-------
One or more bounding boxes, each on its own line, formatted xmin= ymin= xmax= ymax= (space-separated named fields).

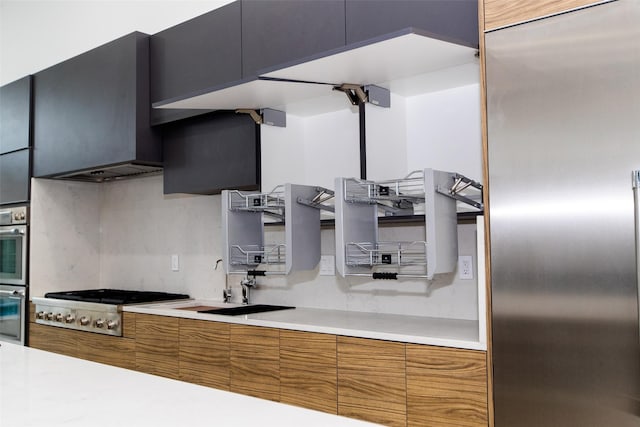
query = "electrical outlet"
xmin=171 ymin=254 xmax=179 ymax=272
xmin=319 ymin=255 xmax=335 ymax=276
xmin=458 ymin=255 xmax=473 ymax=280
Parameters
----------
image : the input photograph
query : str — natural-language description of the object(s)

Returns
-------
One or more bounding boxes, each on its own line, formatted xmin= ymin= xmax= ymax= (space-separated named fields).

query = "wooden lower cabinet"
xmin=337 ymin=336 xmax=407 ymax=427
xmin=406 ymin=345 xmax=488 ymax=427
xmin=28 ymin=323 xmax=135 ymax=369
xmin=229 ymin=324 xmax=280 ymax=402
xmin=30 ymin=313 xmax=489 ymax=427
xmin=179 ymin=318 xmax=230 ymax=390
xmin=29 ymin=323 xmax=81 ymax=357
xmin=134 ymin=314 xmax=180 ymax=380
xmin=280 ymin=330 xmax=337 ymax=414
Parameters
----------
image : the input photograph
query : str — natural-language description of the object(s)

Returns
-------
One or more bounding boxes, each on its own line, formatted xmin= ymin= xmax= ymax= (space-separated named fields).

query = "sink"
xmin=198 ymin=304 xmax=294 ymax=316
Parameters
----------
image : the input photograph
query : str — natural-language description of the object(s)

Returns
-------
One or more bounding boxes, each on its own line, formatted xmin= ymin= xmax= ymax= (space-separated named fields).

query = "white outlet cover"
xmin=171 ymin=254 xmax=180 ymax=272
xmin=458 ymin=255 xmax=473 ymax=280
xmin=319 ymin=255 xmax=335 ymax=276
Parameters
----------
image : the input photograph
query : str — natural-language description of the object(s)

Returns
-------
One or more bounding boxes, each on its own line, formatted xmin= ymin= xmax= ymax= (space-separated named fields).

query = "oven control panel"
xmin=34 ymin=303 xmax=122 ymax=337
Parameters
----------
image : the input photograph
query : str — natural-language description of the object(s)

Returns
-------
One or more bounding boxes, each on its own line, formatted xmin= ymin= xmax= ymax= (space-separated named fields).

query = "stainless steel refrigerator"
xmin=486 ymin=1 xmax=640 ymax=426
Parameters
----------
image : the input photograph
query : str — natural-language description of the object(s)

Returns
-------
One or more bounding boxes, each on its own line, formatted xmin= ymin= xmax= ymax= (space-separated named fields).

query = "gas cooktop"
xmin=44 ymin=289 xmax=190 ymax=305
xmin=35 ymin=289 xmax=190 ymax=336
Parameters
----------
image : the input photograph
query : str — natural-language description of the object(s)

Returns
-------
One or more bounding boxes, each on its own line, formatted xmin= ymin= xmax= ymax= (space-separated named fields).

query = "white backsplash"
xmin=30 ymin=175 xmax=480 ymax=320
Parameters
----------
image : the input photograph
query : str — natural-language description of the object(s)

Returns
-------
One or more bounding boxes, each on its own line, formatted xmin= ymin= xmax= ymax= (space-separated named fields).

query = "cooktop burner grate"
xmin=44 ymin=289 xmax=190 ymax=305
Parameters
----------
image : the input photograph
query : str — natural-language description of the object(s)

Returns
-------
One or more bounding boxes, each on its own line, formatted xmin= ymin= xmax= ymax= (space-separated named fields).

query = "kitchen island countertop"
xmin=125 ymin=300 xmax=486 ymax=351
xmin=0 ymin=342 xmax=378 ymax=427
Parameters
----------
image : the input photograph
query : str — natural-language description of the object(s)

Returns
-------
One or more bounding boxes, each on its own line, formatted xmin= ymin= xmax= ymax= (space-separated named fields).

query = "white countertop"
xmin=125 ymin=300 xmax=486 ymax=351
xmin=0 ymin=342 xmax=378 ymax=427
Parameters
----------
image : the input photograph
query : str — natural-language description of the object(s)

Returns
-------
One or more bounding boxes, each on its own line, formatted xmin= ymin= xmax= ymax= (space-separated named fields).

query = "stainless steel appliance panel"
xmin=486 ymin=1 xmax=640 ymax=426
xmin=0 ymin=206 xmax=27 ymax=286
xmin=0 ymin=285 xmax=25 ymax=344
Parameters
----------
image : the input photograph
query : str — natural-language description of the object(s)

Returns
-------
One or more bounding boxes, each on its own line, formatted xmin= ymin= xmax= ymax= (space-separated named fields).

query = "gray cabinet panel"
xmin=0 ymin=76 xmax=32 ymax=154
xmin=150 ymin=1 xmax=242 ymax=125
xmin=241 ymin=0 xmax=346 ymax=77
xmin=0 ymin=149 xmax=30 ymax=205
xmin=162 ymin=112 xmax=259 ymax=195
xmin=33 ymin=32 xmax=160 ymax=177
xmin=345 ymin=0 xmax=478 ymax=47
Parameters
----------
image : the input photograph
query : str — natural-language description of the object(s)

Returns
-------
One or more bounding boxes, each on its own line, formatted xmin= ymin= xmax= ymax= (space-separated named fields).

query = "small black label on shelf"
xmin=381 ymin=254 xmax=392 ymax=264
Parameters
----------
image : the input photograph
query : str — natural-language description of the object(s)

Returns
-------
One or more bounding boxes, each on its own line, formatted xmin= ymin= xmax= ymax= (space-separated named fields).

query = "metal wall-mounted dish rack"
xmin=222 ymin=184 xmax=334 ymax=275
xmin=335 ymin=169 xmax=482 ymax=280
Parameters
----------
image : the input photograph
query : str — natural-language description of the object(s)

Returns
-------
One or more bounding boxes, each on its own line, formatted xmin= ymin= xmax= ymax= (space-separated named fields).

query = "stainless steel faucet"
xmin=240 ymin=277 xmax=256 ymax=305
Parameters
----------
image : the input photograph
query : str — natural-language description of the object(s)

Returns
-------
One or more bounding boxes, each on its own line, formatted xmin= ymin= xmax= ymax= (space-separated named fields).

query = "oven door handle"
xmin=0 ymin=228 xmax=25 ymax=235
xmin=0 ymin=289 xmax=25 ymax=297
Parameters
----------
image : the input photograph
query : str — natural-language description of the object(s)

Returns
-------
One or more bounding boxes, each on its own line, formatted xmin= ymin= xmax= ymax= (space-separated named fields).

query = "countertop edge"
xmin=123 ymin=302 xmax=486 ymax=351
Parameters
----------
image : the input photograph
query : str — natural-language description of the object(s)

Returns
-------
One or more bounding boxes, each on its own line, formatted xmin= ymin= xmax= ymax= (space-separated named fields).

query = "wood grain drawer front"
xmin=230 ymin=325 xmax=280 ymax=402
xmin=179 ymin=319 xmax=230 ymax=390
xmin=29 ymin=323 xmax=78 ymax=357
xmin=122 ymin=312 xmax=136 ymax=338
xmin=337 ymin=336 xmax=407 ymax=427
xmin=280 ymin=330 xmax=337 ymax=414
xmin=135 ymin=314 xmax=180 ymax=379
xmin=76 ymin=333 xmax=136 ymax=370
xmin=484 ymin=0 xmax=600 ymax=31
xmin=406 ymin=345 xmax=488 ymax=427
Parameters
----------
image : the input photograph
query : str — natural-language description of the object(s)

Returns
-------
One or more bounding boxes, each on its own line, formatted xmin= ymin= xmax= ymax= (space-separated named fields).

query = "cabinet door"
xmin=346 ymin=0 xmax=478 ymax=47
xmin=179 ymin=318 xmax=230 ymax=390
xmin=483 ymin=0 xmax=600 ymax=31
xmin=230 ymin=324 xmax=280 ymax=401
xmin=0 ymin=149 xmax=30 ymax=205
xmin=29 ymin=323 xmax=78 ymax=357
xmin=0 ymin=76 xmax=32 ymax=154
xmin=134 ymin=314 xmax=180 ymax=379
xmin=162 ymin=112 xmax=259 ymax=195
xmin=337 ymin=336 xmax=407 ymax=427
xmin=149 ymin=2 xmax=242 ymax=125
xmin=76 ymin=333 xmax=136 ymax=370
xmin=241 ymin=0 xmax=346 ymax=77
xmin=280 ymin=330 xmax=337 ymax=414
xmin=406 ymin=345 xmax=488 ymax=427
xmin=33 ymin=32 xmax=160 ymax=177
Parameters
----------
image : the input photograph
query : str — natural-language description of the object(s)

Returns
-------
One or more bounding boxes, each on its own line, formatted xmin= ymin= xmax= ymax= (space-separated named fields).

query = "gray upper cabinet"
xmin=0 ymin=76 xmax=32 ymax=154
xmin=149 ymin=1 xmax=242 ymax=125
xmin=162 ymin=112 xmax=259 ymax=195
xmin=33 ymin=32 xmax=160 ymax=178
xmin=0 ymin=149 xmax=30 ymax=205
xmin=345 ymin=0 xmax=478 ymax=47
xmin=241 ymin=0 xmax=346 ymax=77
xmin=0 ymin=76 xmax=32 ymax=205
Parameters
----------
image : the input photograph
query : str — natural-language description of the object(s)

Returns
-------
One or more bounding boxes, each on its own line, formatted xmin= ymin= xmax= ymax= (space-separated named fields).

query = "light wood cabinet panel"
xmin=406 ymin=345 xmax=488 ymax=427
xmin=135 ymin=314 xmax=180 ymax=380
xmin=122 ymin=312 xmax=136 ymax=338
xmin=28 ymin=323 xmax=135 ymax=370
xmin=179 ymin=318 xmax=230 ymax=390
xmin=337 ymin=336 xmax=407 ymax=427
xmin=29 ymin=323 xmax=78 ymax=358
xmin=280 ymin=330 xmax=337 ymax=414
xmin=230 ymin=325 xmax=280 ymax=402
xmin=483 ymin=0 xmax=599 ymax=31
xmin=76 ymin=333 xmax=136 ymax=370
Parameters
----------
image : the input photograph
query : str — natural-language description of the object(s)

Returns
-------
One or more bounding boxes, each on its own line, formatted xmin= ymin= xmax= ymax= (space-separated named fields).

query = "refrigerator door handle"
xmin=632 ymin=170 xmax=640 ymax=343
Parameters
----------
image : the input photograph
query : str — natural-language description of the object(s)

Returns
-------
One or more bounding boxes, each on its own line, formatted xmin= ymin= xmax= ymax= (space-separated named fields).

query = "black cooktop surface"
xmin=44 ymin=289 xmax=190 ymax=305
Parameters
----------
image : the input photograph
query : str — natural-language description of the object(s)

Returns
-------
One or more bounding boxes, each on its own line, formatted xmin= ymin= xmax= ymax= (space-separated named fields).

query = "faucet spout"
xmin=240 ymin=277 xmax=256 ymax=305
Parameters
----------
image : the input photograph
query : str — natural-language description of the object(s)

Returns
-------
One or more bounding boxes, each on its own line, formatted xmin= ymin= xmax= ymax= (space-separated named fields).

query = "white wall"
xmin=29 ymin=175 xmax=481 ymax=320
xmin=0 ymin=0 xmax=234 ymax=85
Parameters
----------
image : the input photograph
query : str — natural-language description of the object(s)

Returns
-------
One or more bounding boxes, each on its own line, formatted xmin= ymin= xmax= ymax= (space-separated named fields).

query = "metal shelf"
xmin=335 ymin=168 xmax=482 ymax=280
xmin=222 ymin=184 xmax=332 ymax=275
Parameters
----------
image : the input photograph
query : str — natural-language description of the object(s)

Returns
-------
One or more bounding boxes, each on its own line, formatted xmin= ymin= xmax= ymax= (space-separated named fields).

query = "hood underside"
xmin=53 ymin=163 xmax=163 ymax=183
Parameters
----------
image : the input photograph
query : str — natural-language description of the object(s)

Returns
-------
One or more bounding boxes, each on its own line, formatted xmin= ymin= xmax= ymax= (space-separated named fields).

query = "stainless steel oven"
xmin=0 ymin=285 xmax=26 ymax=344
xmin=0 ymin=206 xmax=28 ymax=286
xmin=0 ymin=206 xmax=28 ymax=345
